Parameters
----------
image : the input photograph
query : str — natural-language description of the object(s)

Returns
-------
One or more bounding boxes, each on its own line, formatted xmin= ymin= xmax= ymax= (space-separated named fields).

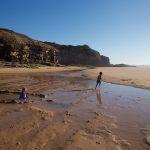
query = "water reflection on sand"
xmin=0 ymin=73 xmax=150 ymax=150
xmin=89 ymin=80 xmax=150 ymax=150
xmin=95 ymin=89 xmax=102 ymax=105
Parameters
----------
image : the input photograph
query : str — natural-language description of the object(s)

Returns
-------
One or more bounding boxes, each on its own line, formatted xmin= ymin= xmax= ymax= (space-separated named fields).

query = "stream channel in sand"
xmin=89 ymin=81 xmax=150 ymax=150
xmin=0 ymin=73 xmax=150 ymax=150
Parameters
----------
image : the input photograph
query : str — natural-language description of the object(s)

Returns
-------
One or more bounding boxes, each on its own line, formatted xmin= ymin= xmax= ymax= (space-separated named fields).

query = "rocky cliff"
xmin=0 ymin=28 xmax=58 ymax=65
xmin=0 ymin=28 xmax=110 ymax=66
xmin=44 ymin=42 xmax=110 ymax=66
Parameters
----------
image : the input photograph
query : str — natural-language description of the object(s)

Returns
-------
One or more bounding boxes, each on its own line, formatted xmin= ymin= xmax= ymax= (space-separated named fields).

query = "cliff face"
xmin=0 ymin=28 xmax=58 ymax=65
xmin=0 ymin=28 xmax=110 ymax=66
xmin=44 ymin=42 xmax=110 ymax=66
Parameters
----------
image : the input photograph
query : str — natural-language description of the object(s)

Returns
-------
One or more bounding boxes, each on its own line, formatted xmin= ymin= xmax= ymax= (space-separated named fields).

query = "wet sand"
xmin=0 ymin=73 xmax=120 ymax=150
xmin=0 ymin=67 xmax=150 ymax=150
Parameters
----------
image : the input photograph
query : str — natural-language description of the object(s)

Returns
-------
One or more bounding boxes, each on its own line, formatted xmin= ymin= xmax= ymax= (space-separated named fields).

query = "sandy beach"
xmin=1 ymin=66 xmax=150 ymax=89
xmin=0 ymin=66 xmax=150 ymax=150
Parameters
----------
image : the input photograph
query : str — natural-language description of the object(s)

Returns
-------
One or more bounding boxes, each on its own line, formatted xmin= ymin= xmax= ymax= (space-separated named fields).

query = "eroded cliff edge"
xmin=0 ymin=28 xmax=110 ymax=66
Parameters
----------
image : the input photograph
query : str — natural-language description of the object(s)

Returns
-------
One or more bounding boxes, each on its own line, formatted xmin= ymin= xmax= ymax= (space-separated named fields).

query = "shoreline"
xmin=102 ymin=80 xmax=150 ymax=91
xmin=0 ymin=66 xmax=150 ymax=90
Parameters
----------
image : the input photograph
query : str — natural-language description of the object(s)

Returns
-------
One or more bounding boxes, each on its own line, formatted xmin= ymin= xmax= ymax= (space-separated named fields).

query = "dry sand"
xmin=0 ymin=66 xmax=150 ymax=150
xmin=82 ymin=67 xmax=150 ymax=90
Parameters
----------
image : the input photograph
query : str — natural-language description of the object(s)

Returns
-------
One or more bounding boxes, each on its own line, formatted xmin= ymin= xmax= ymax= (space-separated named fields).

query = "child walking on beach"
xmin=19 ymin=87 xmax=28 ymax=101
xmin=95 ymin=72 xmax=103 ymax=89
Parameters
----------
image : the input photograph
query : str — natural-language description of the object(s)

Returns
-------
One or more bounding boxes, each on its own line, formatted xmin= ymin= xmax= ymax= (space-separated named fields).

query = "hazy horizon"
xmin=1 ymin=0 xmax=150 ymax=65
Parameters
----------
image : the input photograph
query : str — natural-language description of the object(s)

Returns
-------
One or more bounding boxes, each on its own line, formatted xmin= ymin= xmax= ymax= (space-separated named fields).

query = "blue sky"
xmin=1 ymin=0 xmax=150 ymax=65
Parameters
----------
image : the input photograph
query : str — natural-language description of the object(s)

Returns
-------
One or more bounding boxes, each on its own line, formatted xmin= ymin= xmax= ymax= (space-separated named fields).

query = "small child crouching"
xmin=19 ymin=87 xmax=28 ymax=101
